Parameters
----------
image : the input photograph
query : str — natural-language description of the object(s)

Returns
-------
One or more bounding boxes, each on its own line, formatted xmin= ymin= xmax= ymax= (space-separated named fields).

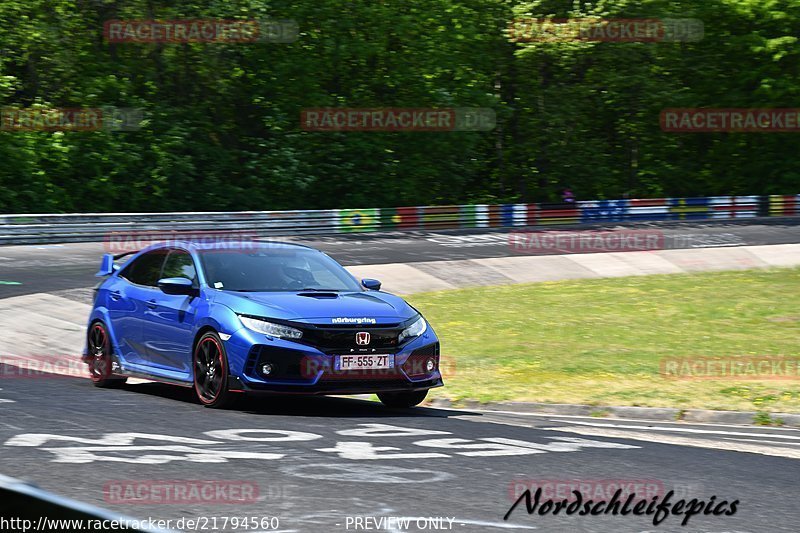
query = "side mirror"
xmin=158 ymin=277 xmax=196 ymax=296
xmin=361 ymin=278 xmax=381 ymax=291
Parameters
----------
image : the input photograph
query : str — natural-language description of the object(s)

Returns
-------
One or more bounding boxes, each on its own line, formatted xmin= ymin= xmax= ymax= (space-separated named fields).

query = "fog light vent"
xmin=426 ymin=358 xmax=436 ymax=372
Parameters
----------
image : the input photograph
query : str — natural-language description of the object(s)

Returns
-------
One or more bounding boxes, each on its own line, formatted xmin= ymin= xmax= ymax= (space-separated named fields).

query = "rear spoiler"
xmin=95 ymin=251 xmax=137 ymax=277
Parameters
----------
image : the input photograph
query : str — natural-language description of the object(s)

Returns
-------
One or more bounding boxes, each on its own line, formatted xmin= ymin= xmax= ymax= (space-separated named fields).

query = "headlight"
xmin=239 ymin=316 xmax=303 ymax=339
xmin=398 ymin=316 xmax=427 ymax=344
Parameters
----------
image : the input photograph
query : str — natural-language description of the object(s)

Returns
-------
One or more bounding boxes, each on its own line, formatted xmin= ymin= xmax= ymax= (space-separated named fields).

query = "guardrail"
xmin=1 ymin=194 xmax=797 ymax=245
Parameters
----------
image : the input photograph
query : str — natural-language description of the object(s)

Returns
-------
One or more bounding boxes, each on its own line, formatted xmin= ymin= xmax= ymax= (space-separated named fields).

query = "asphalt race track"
xmin=1 ymin=218 xmax=799 ymax=299
xmin=1 ymin=373 xmax=799 ymax=532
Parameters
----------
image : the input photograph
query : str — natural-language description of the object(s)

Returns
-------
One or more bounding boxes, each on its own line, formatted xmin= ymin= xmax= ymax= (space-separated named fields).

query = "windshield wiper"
xmin=228 ymin=288 xmax=344 ymax=292
xmin=228 ymin=289 xmax=267 ymax=292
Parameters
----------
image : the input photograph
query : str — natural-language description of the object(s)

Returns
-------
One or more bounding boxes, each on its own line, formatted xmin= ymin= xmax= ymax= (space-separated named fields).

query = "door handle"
xmin=109 ymin=290 xmax=122 ymax=301
xmin=146 ymin=299 xmax=157 ymax=309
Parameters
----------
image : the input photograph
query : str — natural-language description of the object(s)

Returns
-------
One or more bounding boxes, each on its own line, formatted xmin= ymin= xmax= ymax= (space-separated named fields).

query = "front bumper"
xmin=223 ymin=324 xmax=444 ymax=395
xmin=228 ymin=375 xmax=443 ymax=395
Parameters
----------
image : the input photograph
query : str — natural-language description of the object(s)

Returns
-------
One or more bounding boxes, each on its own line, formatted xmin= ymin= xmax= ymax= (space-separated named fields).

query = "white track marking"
xmin=413 ymin=436 xmax=638 ymax=456
xmin=723 ymin=437 xmax=800 ymax=446
xmin=540 ymin=426 xmax=800 ymax=459
xmin=41 ymin=445 xmax=285 ymax=464
xmin=412 ymin=438 xmax=547 ymax=457
xmin=455 ymin=408 xmax=800 ymax=432
xmin=336 ymin=423 xmax=451 ymax=438
xmin=317 ymin=441 xmax=449 ymax=460
xmin=282 ymin=464 xmax=454 ymax=483
xmin=553 ymin=420 xmax=800 ymax=440
xmin=204 ymin=429 xmax=322 ymax=442
xmin=5 ymin=432 xmax=219 ymax=447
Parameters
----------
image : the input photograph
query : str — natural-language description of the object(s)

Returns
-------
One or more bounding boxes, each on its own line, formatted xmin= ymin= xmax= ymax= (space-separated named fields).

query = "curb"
xmin=427 ymin=399 xmax=800 ymax=428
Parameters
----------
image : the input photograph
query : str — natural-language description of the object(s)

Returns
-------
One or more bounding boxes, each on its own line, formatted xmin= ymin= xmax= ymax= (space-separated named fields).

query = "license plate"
xmin=335 ymin=354 xmax=395 ymax=371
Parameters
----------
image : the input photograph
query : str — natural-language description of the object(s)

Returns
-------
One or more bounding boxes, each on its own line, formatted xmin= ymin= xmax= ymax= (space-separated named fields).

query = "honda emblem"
xmin=356 ymin=332 xmax=371 ymax=345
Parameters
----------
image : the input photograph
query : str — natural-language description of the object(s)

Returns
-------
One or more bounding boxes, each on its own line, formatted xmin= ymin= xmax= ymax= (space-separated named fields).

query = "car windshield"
xmin=198 ymin=247 xmax=362 ymax=292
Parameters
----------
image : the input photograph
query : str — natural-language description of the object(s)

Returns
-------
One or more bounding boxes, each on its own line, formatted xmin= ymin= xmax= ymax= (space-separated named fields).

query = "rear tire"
xmin=193 ymin=331 xmax=236 ymax=409
xmin=378 ymin=390 xmax=428 ymax=408
xmin=86 ymin=321 xmax=127 ymax=388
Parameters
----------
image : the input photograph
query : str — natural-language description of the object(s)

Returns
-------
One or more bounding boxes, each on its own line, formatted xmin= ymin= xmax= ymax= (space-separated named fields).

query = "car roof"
xmin=140 ymin=240 xmax=316 ymax=253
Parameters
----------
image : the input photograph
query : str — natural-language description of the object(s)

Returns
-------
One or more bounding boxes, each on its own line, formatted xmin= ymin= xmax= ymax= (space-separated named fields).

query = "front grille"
xmin=294 ymin=324 xmax=405 ymax=354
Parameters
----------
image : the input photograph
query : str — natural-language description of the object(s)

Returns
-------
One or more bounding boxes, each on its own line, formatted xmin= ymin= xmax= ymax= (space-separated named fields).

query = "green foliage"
xmin=0 ymin=0 xmax=798 ymax=212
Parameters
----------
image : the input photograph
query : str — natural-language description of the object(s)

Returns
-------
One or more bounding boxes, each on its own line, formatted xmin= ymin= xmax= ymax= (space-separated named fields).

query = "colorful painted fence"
xmin=1 ymin=194 xmax=798 ymax=244
xmin=335 ymin=194 xmax=798 ymax=232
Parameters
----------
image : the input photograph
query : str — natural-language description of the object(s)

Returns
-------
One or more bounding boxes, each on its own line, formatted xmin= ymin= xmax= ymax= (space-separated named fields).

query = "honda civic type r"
xmin=83 ymin=241 xmax=443 ymax=408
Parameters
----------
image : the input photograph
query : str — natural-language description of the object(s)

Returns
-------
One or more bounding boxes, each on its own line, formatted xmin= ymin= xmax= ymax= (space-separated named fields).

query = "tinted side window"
xmin=161 ymin=249 xmax=198 ymax=287
xmin=120 ymin=250 xmax=167 ymax=287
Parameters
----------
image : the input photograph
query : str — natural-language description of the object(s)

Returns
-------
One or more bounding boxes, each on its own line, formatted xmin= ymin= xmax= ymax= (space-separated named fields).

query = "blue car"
xmin=83 ymin=241 xmax=442 ymax=408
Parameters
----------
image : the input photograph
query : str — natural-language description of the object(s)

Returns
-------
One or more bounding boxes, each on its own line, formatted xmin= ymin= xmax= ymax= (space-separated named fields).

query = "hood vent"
xmin=296 ymin=291 xmax=340 ymax=299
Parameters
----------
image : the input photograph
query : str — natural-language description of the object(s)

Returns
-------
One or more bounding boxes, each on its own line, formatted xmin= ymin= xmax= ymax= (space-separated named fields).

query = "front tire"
xmin=193 ymin=331 xmax=235 ymax=409
xmin=378 ymin=390 xmax=428 ymax=408
xmin=86 ymin=321 xmax=127 ymax=388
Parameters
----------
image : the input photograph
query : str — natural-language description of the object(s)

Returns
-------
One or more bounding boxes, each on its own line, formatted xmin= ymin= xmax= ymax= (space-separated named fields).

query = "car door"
xmin=111 ymin=249 xmax=169 ymax=366
xmin=139 ymin=248 xmax=200 ymax=376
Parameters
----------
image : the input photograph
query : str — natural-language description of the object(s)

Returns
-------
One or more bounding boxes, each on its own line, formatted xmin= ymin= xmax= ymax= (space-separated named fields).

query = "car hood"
xmin=211 ymin=290 xmax=418 ymax=325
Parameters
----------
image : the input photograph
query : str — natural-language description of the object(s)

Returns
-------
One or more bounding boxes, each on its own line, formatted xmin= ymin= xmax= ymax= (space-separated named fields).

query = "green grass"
xmin=407 ymin=267 xmax=800 ymax=413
